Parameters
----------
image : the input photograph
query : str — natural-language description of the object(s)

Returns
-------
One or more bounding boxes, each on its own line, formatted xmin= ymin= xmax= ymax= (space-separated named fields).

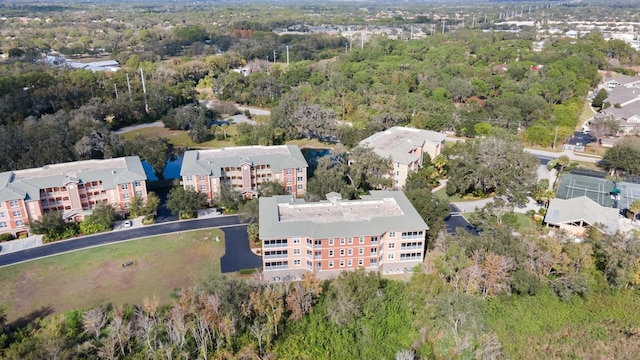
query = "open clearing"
xmin=119 ymin=126 xmax=237 ymax=148
xmin=0 ymin=229 xmax=224 ymax=324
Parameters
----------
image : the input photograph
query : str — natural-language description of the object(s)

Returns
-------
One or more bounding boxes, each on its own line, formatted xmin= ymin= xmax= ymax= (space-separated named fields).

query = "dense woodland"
xmin=2 ymin=1 xmax=640 ymax=359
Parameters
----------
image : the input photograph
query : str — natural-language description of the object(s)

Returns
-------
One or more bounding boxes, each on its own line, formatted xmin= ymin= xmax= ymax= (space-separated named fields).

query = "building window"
xmin=294 ymin=249 xmax=301 ymax=255
xmin=329 ymin=250 xmax=334 ymax=257
xmin=396 ymin=162 xmax=400 ymax=168
xmin=12 ymin=210 xmax=21 ymax=217
xmin=294 ymin=259 xmax=301 ymax=266
xmin=286 ymin=186 xmax=292 ymax=192
xmin=388 ymin=243 xmax=395 ymax=249
xmin=9 ymin=200 xmax=18 ymax=208
xmin=199 ymin=185 xmax=206 ymax=191
xmin=124 ymin=202 xmax=130 ymax=209
xmin=297 ymin=184 xmax=304 ymax=190
xmin=296 ymin=168 xmax=302 ymax=173
xmin=329 ymin=238 xmax=334 ymax=245
xmin=348 ymin=237 xmax=353 ymax=244
xmin=348 ymin=249 xmax=353 ymax=256
xmin=134 ymin=181 xmax=141 ymax=187
xmin=347 ymin=259 xmax=352 ymax=266
xmin=0 ymin=221 xmax=6 ymax=228
xmin=370 ymin=259 xmax=377 ymax=266
xmin=340 ymin=237 xmax=345 ymax=245
xmin=359 ymin=236 xmax=364 ymax=244
xmin=0 ymin=212 xmax=4 ymax=218
xmin=286 ymin=169 xmax=292 ymax=175
xmin=358 ymin=259 xmax=364 ymax=266
xmin=186 ymin=176 xmax=193 ymax=181
xmin=359 ymin=248 xmax=364 ymax=255
xmin=297 ymin=176 xmax=303 ymax=182
xmin=387 ymin=253 xmax=395 ymax=260
xmin=16 ymin=220 xmax=24 ymax=226
xmin=293 ymin=237 xmax=301 ymax=244
xmin=371 ymin=248 xmax=378 ymax=255
xmin=328 ymin=261 xmax=334 ymax=268
xmin=340 ymin=249 xmax=345 ymax=256
xmin=389 ymin=231 xmax=396 ymax=238
xmin=123 ymin=193 xmax=130 ymax=199
xmin=121 ymin=184 xmax=128 ymax=190
xmin=135 ymin=191 xmax=143 ymax=196
xmin=199 ymin=175 xmax=206 ymax=181
xmin=340 ymin=260 xmax=345 ymax=267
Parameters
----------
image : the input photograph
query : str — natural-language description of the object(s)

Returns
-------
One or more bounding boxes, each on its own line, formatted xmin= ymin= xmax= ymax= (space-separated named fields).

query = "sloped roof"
xmin=544 ymin=196 xmax=619 ymax=234
xmin=259 ymin=190 xmax=428 ymax=239
xmin=0 ymin=156 xmax=146 ymax=202
xmin=180 ymin=145 xmax=308 ymax=177
xmin=359 ymin=126 xmax=446 ymax=164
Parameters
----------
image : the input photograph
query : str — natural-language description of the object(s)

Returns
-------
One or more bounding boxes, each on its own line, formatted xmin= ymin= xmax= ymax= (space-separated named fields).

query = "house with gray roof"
xmin=0 ymin=156 xmax=148 ymax=237
xmin=544 ymin=196 xmax=619 ymax=236
xmin=359 ymin=126 xmax=446 ymax=189
xmin=259 ymin=191 xmax=428 ymax=280
xmin=180 ymin=145 xmax=308 ymax=202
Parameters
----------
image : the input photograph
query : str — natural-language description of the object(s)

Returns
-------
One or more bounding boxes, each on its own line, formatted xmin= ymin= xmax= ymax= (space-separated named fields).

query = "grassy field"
xmin=577 ymin=101 xmax=595 ymax=130
xmin=487 ymin=289 xmax=640 ymax=359
xmin=0 ymin=229 xmax=225 ymax=323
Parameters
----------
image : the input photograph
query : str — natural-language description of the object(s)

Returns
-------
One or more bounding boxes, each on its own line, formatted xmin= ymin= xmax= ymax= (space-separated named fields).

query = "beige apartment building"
xmin=0 ymin=156 xmax=148 ymax=237
xmin=180 ymin=145 xmax=309 ymax=202
xmin=359 ymin=126 xmax=446 ymax=189
xmin=259 ymin=191 xmax=428 ymax=280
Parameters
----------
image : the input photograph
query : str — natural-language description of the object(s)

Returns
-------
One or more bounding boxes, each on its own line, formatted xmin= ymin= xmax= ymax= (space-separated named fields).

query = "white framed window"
xmin=294 ymin=259 xmax=301 ymax=266
xmin=199 ymin=185 xmax=206 ymax=191
xmin=358 ymin=259 xmax=364 ymax=266
xmin=297 ymin=184 xmax=303 ymax=190
xmin=359 ymin=236 xmax=364 ymax=244
xmin=286 ymin=186 xmax=292 ymax=192
xmin=340 ymin=237 xmax=345 ymax=245
xmin=340 ymin=260 xmax=345 ymax=267
xmin=0 ymin=221 xmax=7 ymax=228
xmin=329 ymin=250 xmax=334 ymax=257
xmin=286 ymin=169 xmax=292 ymax=175
xmin=199 ymin=175 xmax=206 ymax=181
xmin=123 ymin=193 xmax=130 ymax=199
xmin=348 ymin=237 xmax=353 ymax=244
xmin=348 ymin=249 xmax=353 ymax=256
xmin=124 ymin=202 xmax=130 ymax=209
xmin=387 ymin=253 xmax=395 ymax=260
xmin=293 ymin=237 xmax=301 ymax=244
xmin=389 ymin=231 xmax=396 ymax=238
xmin=16 ymin=220 xmax=24 ymax=226
xmin=347 ymin=259 xmax=352 ymax=266
xmin=135 ymin=191 xmax=143 ymax=196
xmin=359 ymin=248 xmax=364 ymax=255
xmin=340 ymin=249 xmax=345 ymax=256
xmin=329 ymin=238 xmax=334 ymax=245
xmin=297 ymin=176 xmax=304 ymax=182
xmin=12 ymin=210 xmax=21 ymax=217
xmin=9 ymin=200 xmax=18 ymax=207
xmin=286 ymin=177 xmax=292 ymax=184
xmin=294 ymin=249 xmax=301 ymax=255
xmin=328 ymin=261 xmax=334 ymax=268
xmin=121 ymin=184 xmax=128 ymax=190
xmin=0 ymin=212 xmax=4 ymax=218
xmin=134 ymin=181 xmax=141 ymax=187
xmin=296 ymin=167 xmax=302 ymax=173
xmin=388 ymin=243 xmax=395 ymax=249
xmin=186 ymin=176 xmax=193 ymax=181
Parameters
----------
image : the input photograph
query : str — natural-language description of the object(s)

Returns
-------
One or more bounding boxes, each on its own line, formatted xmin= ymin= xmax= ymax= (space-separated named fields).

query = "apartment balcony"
xmin=400 ymin=246 xmax=423 ymax=251
xmin=401 ymin=235 xmax=424 ymax=240
xmin=263 ymin=254 xmax=288 ymax=260
xmin=400 ymin=256 xmax=422 ymax=262
xmin=264 ymin=265 xmax=289 ymax=271
xmin=263 ymin=243 xmax=288 ymax=249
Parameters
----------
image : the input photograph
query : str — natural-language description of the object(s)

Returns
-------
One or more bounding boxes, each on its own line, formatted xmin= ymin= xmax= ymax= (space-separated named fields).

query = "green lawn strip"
xmin=486 ymin=290 xmax=640 ymax=359
xmin=0 ymin=229 xmax=225 ymax=323
xmin=118 ymin=125 xmax=238 ymax=148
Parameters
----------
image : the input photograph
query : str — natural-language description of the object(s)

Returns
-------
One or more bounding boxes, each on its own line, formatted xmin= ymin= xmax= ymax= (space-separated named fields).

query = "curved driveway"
xmin=0 ymin=216 xmax=262 ymax=272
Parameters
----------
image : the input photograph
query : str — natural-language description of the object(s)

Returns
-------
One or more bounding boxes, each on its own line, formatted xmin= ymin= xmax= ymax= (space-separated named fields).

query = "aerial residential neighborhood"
xmin=2 ymin=0 xmax=640 ymax=358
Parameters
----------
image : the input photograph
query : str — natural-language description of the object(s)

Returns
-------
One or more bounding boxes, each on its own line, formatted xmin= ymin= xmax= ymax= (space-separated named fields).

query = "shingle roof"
xmin=180 ymin=145 xmax=308 ymax=177
xmin=0 ymin=156 xmax=146 ymax=202
xmin=544 ymin=196 xmax=619 ymax=234
xmin=259 ymin=190 xmax=428 ymax=239
xmin=359 ymin=126 xmax=446 ymax=164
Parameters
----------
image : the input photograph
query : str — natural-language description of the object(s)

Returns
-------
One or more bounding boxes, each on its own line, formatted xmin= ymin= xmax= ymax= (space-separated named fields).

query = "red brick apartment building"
xmin=259 ymin=191 xmax=428 ymax=280
xmin=180 ymin=145 xmax=308 ymax=202
xmin=0 ymin=156 xmax=148 ymax=237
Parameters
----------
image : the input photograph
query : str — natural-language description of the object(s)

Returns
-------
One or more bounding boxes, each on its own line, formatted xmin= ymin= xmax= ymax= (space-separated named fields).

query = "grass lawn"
xmin=577 ymin=101 xmax=595 ymax=130
xmin=487 ymin=290 xmax=640 ymax=359
xmin=0 ymin=229 xmax=225 ymax=324
xmin=119 ymin=126 xmax=237 ymax=148
xmin=433 ymin=187 xmax=491 ymax=202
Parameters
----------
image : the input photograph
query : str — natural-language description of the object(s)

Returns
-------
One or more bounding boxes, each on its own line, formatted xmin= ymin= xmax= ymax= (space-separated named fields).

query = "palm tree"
xmin=629 ymin=199 xmax=640 ymax=222
xmin=557 ymin=155 xmax=570 ymax=173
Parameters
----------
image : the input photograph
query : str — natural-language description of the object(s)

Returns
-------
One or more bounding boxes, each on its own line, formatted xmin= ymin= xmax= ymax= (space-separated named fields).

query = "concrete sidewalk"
xmin=0 ymin=235 xmax=43 ymax=255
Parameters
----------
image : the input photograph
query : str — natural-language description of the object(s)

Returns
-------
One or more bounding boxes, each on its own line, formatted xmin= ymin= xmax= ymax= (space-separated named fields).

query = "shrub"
xmin=0 ymin=233 xmax=13 ymax=242
xmin=239 ymin=268 xmax=260 ymax=275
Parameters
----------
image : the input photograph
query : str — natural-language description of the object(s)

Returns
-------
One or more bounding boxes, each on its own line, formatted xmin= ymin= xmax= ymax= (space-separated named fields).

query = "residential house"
xmin=359 ymin=126 xmax=446 ymax=189
xmin=180 ymin=145 xmax=308 ymax=202
xmin=259 ymin=191 xmax=428 ymax=280
xmin=544 ymin=196 xmax=619 ymax=236
xmin=0 ymin=156 xmax=148 ymax=237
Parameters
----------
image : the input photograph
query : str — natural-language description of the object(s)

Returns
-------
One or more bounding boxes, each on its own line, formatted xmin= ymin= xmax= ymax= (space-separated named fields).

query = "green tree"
xmin=215 ymin=184 xmax=243 ymax=212
xmin=80 ymin=204 xmax=116 ymax=235
xmin=128 ymin=196 xmax=145 ymax=218
xmin=144 ymin=192 xmax=161 ymax=219
xmin=125 ymin=136 xmax=175 ymax=180
xmin=591 ymin=89 xmax=607 ymax=108
xmin=166 ymin=187 xmax=206 ymax=218
xmin=30 ymin=212 xmax=78 ymax=242
xmin=602 ymin=138 xmax=640 ymax=176
xmin=629 ymin=199 xmax=640 ymax=222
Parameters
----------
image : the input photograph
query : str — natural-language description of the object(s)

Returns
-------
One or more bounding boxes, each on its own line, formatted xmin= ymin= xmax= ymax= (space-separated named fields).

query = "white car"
xmin=123 ymin=220 xmax=132 ymax=228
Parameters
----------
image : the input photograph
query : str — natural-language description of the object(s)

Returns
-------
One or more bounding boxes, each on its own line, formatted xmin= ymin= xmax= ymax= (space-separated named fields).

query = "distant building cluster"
xmin=42 ymin=55 xmax=120 ymax=72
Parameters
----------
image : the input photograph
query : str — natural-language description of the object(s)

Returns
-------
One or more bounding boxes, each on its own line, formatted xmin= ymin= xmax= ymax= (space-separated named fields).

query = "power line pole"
xmin=553 ymin=126 xmax=559 ymax=150
xmin=114 ymin=84 xmax=118 ymax=100
xmin=126 ymin=73 xmax=132 ymax=101
xmin=273 ymin=50 xmax=277 ymax=64
xmin=140 ymin=68 xmax=148 ymax=113
xmin=286 ymin=45 xmax=290 ymax=65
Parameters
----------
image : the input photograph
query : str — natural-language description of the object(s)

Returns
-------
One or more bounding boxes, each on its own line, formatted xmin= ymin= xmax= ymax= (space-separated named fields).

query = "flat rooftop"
xmin=194 ymin=146 xmax=291 ymax=160
xmin=277 ymin=198 xmax=403 ymax=223
xmin=11 ymin=158 xmax=129 ymax=181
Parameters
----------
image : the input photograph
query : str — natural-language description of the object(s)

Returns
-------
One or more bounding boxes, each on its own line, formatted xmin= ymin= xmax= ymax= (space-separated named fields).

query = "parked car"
xmin=123 ymin=220 xmax=132 ymax=228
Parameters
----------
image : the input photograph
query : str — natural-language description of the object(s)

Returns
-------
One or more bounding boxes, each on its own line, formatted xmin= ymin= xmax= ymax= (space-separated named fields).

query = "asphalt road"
xmin=445 ymin=204 xmax=481 ymax=236
xmin=0 ymin=216 xmax=251 ymax=270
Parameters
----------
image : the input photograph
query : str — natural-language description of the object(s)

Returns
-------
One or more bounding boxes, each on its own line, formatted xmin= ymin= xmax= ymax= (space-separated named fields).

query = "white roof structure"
xmin=359 ymin=126 xmax=446 ymax=164
xmin=544 ymin=196 xmax=619 ymax=234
